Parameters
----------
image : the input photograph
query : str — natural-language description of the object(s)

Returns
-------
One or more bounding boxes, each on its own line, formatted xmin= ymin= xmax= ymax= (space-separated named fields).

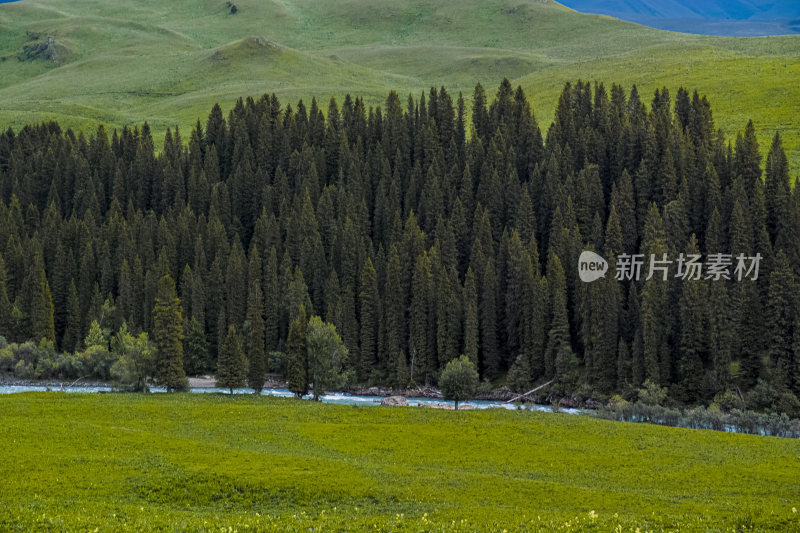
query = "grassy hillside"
xmin=0 ymin=393 xmax=798 ymax=531
xmin=0 ymin=0 xmax=797 ymax=173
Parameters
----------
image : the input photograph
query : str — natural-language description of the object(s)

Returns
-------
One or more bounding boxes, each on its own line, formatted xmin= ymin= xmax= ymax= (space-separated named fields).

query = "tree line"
xmin=0 ymin=79 xmax=798 ymax=412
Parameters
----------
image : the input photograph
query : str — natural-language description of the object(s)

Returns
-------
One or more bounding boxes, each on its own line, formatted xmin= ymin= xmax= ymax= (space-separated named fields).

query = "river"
xmin=0 ymin=384 xmax=580 ymax=412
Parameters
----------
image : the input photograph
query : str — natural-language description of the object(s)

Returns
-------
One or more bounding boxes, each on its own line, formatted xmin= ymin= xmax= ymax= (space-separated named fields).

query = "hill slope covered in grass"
xmin=1 ymin=393 xmax=799 ymax=531
xmin=0 ymin=0 xmax=797 ymax=173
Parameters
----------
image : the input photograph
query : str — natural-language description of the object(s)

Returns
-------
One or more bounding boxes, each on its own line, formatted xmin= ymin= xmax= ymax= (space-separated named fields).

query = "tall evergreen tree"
xmin=62 ymin=279 xmax=82 ymax=353
xmin=216 ymin=324 xmax=247 ymax=394
xmin=677 ymin=235 xmax=709 ymax=402
xmin=286 ymin=304 xmax=309 ymax=398
xmin=767 ymin=251 xmax=797 ymax=392
xmin=0 ymin=254 xmax=11 ymax=339
xmin=245 ymin=278 xmax=267 ymax=393
xmin=358 ymin=257 xmax=379 ymax=381
xmin=546 ymin=254 xmax=575 ymax=384
xmin=463 ymin=267 xmax=479 ymax=367
xmin=152 ymin=274 xmax=188 ymax=391
xmin=25 ymin=251 xmax=55 ymax=343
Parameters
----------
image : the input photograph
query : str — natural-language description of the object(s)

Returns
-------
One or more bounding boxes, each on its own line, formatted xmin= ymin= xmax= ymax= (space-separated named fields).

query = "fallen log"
xmin=503 ymin=380 xmax=554 ymax=404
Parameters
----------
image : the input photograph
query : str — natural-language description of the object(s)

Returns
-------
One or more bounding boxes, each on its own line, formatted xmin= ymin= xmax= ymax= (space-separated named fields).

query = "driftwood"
xmin=503 ymin=380 xmax=554 ymax=404
xmin=67 ymin=376 xmax=87 ymax=387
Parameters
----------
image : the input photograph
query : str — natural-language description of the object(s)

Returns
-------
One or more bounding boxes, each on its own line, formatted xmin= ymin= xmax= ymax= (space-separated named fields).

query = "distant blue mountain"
xmin=559 ymin=0 xmax=800 ymax=36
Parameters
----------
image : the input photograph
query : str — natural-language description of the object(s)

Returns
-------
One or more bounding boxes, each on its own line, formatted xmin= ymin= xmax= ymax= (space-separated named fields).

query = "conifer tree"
xmin=767 ymin=251 xmax=797 ymax=392
xmin=384 ymin=245 xmax=405 ymax=381
xmin=263 ymin=246 xmax=280 ymax=350
xmin=184 ymin=316 xmax=209 ymax=376
xmin=409 ymin=253 xmax=431 ymax=384
xmin=359 ymin=257 xmax=379 ymax=381
xmin=152 ymin=274 xmax=188 ymax=391
xmin=708 ymin=279 xmax=732 ymax=394
xmin=641 ymin=204 xmax=670 ymax=385
xmin=764 ymin=133 xmax=791 ymax=247
xmin=0 ymin=254 xmax=12 ymax=339
xmin=25 ymin=251 xmax=55 ymax=343
xmin=546 ymin=255 xmax=575 ymax=384
xmin=225 ymin=240 xmax=247 ymax=327
xmin=62 ymin=279 xmax=82 ymax=353
xmin=245 ymin=278 xmax=267 ymax=393
xmin=216 ymin=324 xmax=247 ymax=394
xmin=463 ymin=267 xmax=479 ymax=367
xmin=678 ymin=235 xmax=708 ymax=402
xmin=286 ymin=304 xmax=309 ymax=398
xmin=480 ymin=257 xmax=499 ymax=379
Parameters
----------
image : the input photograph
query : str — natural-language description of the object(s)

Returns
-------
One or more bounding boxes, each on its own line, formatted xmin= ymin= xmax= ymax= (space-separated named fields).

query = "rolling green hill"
xmin=1 ymin=393 xmax=799 ymax=531
xmin=0 ymin=0 xmax=797 ymax=172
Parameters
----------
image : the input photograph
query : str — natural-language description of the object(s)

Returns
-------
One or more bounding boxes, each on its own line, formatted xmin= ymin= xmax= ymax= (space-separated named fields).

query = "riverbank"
xmin=0 ymin=375 xmax=111 ymax=389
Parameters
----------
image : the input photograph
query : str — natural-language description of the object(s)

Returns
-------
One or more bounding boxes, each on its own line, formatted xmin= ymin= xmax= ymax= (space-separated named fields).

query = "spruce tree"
xmin=245 ymin=278 xmax=267 ymax=393
xmin=677 ymin=235 xmax=708 ymax=402
xmin=184 ymin=316 xmax=209 ymax=376
xmin=641 ymin=204 xmax=670 ymax=385
xmin=384 ymin=245 xmax=405 ymax=382
xmin=152 ymin=274 xmax=188 ymax=391
xmin=767 ymin=251 xmax=797 ymax=392
xmin=216 ymin=324 xmax=247 ymax=394
xmin=26 ymin=251 xmax=55 ymax=343
xmin=0 ymin=254 xmax=12 ymax=340
xmin=286 ymin=304 xmax=309 ymax=398
xmin=409 ymin=253 xmax=431 ymax=384
xmin=764 ymin=133 xmax=791 ymax=247
xmin=463 ymin=267 xmax=479 ymax=367
xmin=480 ymin=257 xmax=499 ymax=379
xmin=62 ymin=279 xmax=82 ymax=353
xmin=358 ymin=257 xmax=379 ymax=381
xmin=546 ymin=254 xmax=573 ymax=382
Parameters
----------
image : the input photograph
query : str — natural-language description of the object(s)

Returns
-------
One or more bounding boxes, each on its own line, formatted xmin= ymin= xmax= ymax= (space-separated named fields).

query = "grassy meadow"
xmin=0 ymin=0 xmax=797 ymax=172
xmin=0 ymin=393 xmax=798 ymax=531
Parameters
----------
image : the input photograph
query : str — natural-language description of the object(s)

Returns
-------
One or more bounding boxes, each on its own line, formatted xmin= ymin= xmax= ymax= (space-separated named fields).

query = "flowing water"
xmin=0 ymin=384 xmax=579 ymax=412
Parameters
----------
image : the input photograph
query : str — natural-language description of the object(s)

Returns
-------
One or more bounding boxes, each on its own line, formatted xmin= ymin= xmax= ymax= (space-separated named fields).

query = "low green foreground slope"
xmin=0 ymin=394 xmax=798 ymax=531
xmin=0 ymin=0 xmax=797 ymax=172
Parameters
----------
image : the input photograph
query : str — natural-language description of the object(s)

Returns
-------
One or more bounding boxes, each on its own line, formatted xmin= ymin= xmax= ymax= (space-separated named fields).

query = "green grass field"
xmin=1 ymin=393 xmax=798 ymax=531
xmin=0 ymin=0 xmax=798 ymax=174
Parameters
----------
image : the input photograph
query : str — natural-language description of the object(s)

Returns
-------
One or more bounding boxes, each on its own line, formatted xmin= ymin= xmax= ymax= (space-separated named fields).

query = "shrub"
xmin=775 ymin=391 xmax=800 ymax=419
xmin=608 ymin=394 xmax=629 ymax=411
xmin=55 ymin=352 xmax=84 ymax=380
xmin=13 ymin=341 xmax=39 ymax=369
xmin=110 ymin=328 xmax=155 ymax=393
xmin=476 ymin=378 xmax=493 ymax=397
xmin=0 ymin=345 xmax=14 ymax=371
xmin=14 ymin=359 xmax=33 ymax=379
xmin=78 ymin=345 xmax=117 ymax=381
xmin=637 ymin=380 xmax=667 ymax=406
xmin=746 ymin=379 xmax=779 ymax=412
xmin=713 ymin=389 xmax=743 ymax=412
